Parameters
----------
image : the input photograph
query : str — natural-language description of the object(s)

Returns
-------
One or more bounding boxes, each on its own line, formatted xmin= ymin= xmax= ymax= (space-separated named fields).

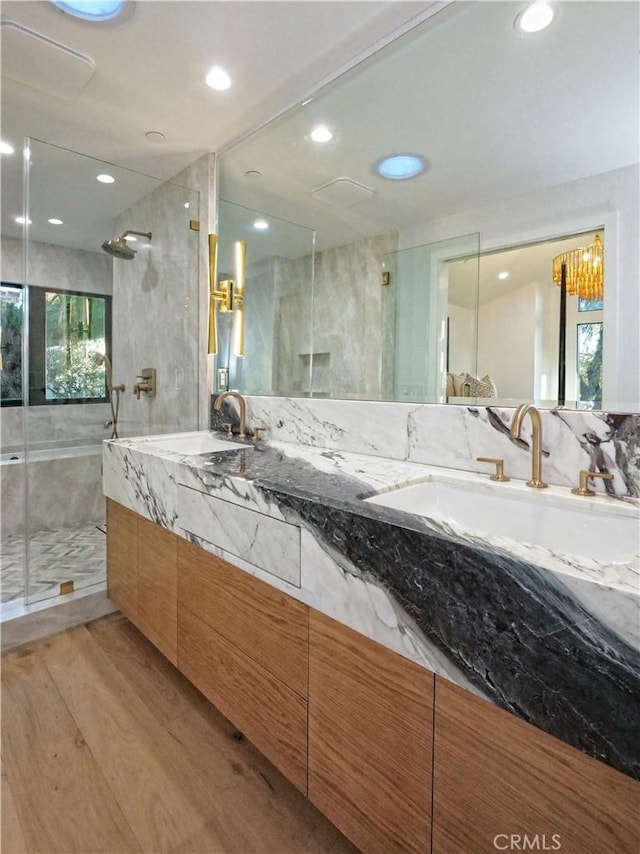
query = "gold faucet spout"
xmin=214 ymin=391 xmax=247 ymax=438
xmin=510 ymin=403 xmax=548 ymax=488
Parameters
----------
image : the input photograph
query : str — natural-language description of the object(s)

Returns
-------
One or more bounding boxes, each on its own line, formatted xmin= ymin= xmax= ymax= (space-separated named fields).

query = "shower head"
xmin=101 ymin=229 xmax=152 ymax=260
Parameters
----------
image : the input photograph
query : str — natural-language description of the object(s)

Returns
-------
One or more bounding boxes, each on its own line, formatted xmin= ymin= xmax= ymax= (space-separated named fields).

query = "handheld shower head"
xmin=101 ymin=229 xmax=152 ymax=260
xmin=95 ymin=352 xmax=113 ymax=390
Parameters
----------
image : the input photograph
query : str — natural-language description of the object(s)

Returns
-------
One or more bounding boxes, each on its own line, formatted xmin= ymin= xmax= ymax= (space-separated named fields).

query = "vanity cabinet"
xmin=308 ymin=610 xmax=434 ymax=854
xmin=177 ymin=539 xmax=309 ymax=793
xmin=432 ymin=677 xmax=640 ymax=854
xmin=106 ymin=500 xmax=639 ymax=854
xmin=106 ymin=498 xmax=178 ymax=664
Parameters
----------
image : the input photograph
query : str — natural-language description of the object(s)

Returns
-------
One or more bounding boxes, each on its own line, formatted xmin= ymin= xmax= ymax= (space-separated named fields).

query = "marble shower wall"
xmin=244 ymin=232 xmax=398 ymax=398
xmin=112 ymin=172 xmax=201 ymax=438
xmin=219 ymin=396 xmax=640 ymax=498
xmin=0 ymin=236 xmax=113 ymax=450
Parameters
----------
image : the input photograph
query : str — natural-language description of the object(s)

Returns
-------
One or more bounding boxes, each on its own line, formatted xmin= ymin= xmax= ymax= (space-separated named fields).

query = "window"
xmin=577 ymin=321 xmax=603 ymax=408
xmin=0 ymin=284 xmax=23 ymax=406
xmin=578 ymin=297 xmax=604 ymax=312
xmin=0 ymin=283 xmax=112 ymax=407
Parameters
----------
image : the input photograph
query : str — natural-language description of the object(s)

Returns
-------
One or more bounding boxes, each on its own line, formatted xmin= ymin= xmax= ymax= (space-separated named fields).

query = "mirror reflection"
xmin=218 ymin=0 xmax=639 ymax=410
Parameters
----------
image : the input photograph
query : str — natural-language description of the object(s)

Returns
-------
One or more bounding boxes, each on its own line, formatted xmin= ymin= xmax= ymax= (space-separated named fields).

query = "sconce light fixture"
xmin=207 ymin=234 xmax=247 ymax=357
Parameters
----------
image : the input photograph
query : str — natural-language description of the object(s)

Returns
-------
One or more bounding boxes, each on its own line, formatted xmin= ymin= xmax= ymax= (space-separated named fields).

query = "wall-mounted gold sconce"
xmin=207 ymin=235 xmax=247 ymax=356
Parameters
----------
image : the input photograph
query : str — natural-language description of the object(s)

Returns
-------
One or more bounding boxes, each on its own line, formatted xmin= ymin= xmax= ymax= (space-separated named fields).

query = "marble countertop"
xmin=103 ymin=432 xmax=640 ymax=781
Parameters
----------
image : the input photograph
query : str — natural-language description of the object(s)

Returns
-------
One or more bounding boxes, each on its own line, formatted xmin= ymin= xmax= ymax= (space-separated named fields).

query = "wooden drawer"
xmin=136 ymin=516 xmax=178 ymax=665
xmin=106 ymin=499 xmax=139 ymax=624
xmin=432 ymin=677 xmax=640 ymax=854
xmin=308 ymin=610 xmax=434 ymax=854
xmin=178 ymin=605 xmax=308 ymax=794
xmin=178 ymin=539 xmax=308 ymax=697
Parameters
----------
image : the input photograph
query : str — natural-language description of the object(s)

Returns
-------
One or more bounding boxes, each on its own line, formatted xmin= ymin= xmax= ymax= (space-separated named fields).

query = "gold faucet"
xmin=510 ymin=403 xmax=548 ymax=488
xmin=214 ymin=391 xmax=247 ymax=438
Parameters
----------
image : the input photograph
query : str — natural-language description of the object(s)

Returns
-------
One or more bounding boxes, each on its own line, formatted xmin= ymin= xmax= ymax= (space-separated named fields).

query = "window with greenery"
xmin=0 ymin=284 xmax=23 ymax=405
xmin=577 ymin=321 xmax=603 ymax=408
xmin=0 ymin=283 xmax=112 ymax=407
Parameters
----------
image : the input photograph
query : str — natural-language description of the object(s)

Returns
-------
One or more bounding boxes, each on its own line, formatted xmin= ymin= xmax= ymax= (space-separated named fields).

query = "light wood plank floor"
xmin=1 ymin=613 xmax=358 ymax=854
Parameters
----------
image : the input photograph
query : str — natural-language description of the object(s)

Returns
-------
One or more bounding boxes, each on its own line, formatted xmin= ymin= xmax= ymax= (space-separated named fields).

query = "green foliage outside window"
xmin=45 ymin=292 xmax=106 ymax=400
xmin=0 ymin=287 xmax=23 ymax=403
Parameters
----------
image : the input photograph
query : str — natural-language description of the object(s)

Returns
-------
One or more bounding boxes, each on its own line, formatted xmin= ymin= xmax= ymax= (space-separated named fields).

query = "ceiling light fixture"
xmin=145 ymin=130 xmax=165 ymax=143
xmin=206 ymin=66 xmax=231 ymax=91
xmin=375 ymin=154 xmax=427 ymax=180
xmin=48 ymin=218 xmax=64 ymax=225
xmin=311 ymin=125 xmax=332 ymax=142
xmin=0 ymin=140 xmax=14 ymax=155
xmin=515 ymin=3 xmax=555 ymax=34
xmin=15 ymin=216 xmax=32 ymax=225
xmin=52 ymin=1 xmax=125 ymax=21
xmin=96 ymin=173 xmax=115 ymax=183
xmin=253 ymin=219 xmax=269 ymax=230
xmin=498 ymin=271 xmax=509 ymax=280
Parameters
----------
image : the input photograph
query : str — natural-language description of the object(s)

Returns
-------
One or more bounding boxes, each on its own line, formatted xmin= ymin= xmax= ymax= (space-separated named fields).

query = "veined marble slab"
xmin=104 ymin=432 xmax=640 ymax=781
xmin=213 ymin=396 xmax=640 ymax=498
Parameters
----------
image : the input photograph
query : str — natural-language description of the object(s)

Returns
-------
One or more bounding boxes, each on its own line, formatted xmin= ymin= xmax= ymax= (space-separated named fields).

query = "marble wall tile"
xmin=112 ymin=177 xmax=201 ymax=439
xmin=224 ymin=396 xmax=640 ymax=497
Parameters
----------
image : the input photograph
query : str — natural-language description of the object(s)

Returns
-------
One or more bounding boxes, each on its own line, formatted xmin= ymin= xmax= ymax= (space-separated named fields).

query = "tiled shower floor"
xmin=0 ymin=522 xmax=106 ymax=606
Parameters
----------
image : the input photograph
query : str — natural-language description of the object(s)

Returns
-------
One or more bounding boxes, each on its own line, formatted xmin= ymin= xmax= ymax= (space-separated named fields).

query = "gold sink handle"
xmin=477 ymin=457 xmax=510 ymax=482
xmin=571 ymin=470 xmax=614 ymax=496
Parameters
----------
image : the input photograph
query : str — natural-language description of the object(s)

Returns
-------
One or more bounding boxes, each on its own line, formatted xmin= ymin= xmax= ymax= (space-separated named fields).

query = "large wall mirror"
xmin=217 ymin=1 xmax=639 ymax=411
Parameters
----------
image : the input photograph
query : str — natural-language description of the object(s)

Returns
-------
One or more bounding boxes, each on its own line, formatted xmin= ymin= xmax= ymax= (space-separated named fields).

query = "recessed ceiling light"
xmin=253 ymin=219 xmax=269 ymax=230
xmin=145 ymin=130 xmax=165 ymax=143
xmin=97 ymin=173 xmax=115 ymax=184
xmin=14 ymin=216 xmax=32 ymax=225
xmin=184 ymin=202 xmax=190 ymax=209
xmin=48 ymin=218 xmax=64 ymax=225
xmin=375 ymin=154 xmax=427 ymax=180
xmin=515 ymin=3 xmax=555 ymax=34
xmin=245 ymin=170 xmax=262 ymax=178
xmin=206 ymin=66 xmax=231 ymax=91
xmin=0 ymin=140 xmax=14 ymax=155
xmin=311 ymin=125 xmax=332 ymax=143
xmin=52 ymin=1 xmax=125 ymax=21
xmin=498 ymin=271 xmax=509 ymax=280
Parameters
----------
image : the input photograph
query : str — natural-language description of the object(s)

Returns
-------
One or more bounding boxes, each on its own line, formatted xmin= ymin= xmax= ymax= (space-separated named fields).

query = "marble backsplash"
xmin=211 ymin=395 xmax=640 ymax=498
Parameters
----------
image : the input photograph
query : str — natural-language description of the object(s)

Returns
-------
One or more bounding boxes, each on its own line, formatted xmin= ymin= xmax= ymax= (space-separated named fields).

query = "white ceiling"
xmin=218 ymin=0 xmax=639 ymax=260
xmin=1 ymin=0 xmax=435 ymax=248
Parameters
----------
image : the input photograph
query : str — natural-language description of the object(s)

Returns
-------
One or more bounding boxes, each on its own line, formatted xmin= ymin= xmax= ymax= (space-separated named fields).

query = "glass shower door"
xmin=18 ymin=138 xmax=200 ymax=607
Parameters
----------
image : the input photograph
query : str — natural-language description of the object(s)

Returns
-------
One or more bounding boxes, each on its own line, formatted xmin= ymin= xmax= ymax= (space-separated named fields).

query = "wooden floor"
xmin=1 ymin=613 xmax=358 ymax=854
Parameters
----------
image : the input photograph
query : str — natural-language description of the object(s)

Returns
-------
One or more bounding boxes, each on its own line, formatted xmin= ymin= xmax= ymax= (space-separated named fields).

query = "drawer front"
xmin=137 ymin=516 xmax=178 ymax=665
xmin=177 ymin=485 xmax=300 ymax=586
xmin=106 ymin=499 xmax=139 ymax=624
xmin=178 ymin=539 xmax=308 ymax=697
xmin=309 ymin=610 xmax=434 ymax=854
xmin=178 ymin=606 xmax=308 ymax=794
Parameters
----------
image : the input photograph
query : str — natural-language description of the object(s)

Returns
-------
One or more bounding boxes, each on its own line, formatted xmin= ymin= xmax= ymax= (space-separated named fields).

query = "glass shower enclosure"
xmin=0 ymin=139 xmax=200 ymax=617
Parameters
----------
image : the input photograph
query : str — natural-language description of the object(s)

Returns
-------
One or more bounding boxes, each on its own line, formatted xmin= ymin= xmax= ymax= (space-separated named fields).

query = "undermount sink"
xmin=365 ymin=474 xmax=640 ymax=565
xmin=136 ymin=431 xmax=244 ymax=456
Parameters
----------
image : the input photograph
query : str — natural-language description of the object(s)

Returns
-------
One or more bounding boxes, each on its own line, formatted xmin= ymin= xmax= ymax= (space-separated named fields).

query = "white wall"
xmin=400 ymin=165 xmax=640 ymax=410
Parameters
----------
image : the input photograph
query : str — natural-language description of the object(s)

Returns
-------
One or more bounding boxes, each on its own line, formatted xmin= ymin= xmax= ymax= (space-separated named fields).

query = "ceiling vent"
xmin=0 ymin=20 xmax=96 ymax=100
xmin=312 ymin=177 xmax=375 ymax=207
